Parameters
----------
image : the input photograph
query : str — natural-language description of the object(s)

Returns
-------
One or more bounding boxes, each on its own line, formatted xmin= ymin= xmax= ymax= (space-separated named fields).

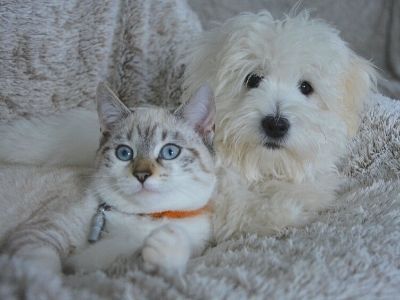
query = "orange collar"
xmin=89 ymin=202 xmax=212 ymax=244
xmin=142 ymin=202 xmax=212 ymax=219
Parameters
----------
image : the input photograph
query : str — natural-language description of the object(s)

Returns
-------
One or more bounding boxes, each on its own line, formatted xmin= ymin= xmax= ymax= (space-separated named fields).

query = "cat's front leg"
xmin=142 ymin=224 xmax=191 ymax=275
xmin=2 ymin=205 xmax=91 ymax=274
xmin=7 ymin=244 xmax=62 ymax=274
xmin=66 ymin=234 xmax=142 ymax=273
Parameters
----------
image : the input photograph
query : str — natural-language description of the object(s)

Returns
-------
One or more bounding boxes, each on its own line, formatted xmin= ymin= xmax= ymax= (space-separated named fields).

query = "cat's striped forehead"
xmin=100 ymin=106 xmax=198 ymax=155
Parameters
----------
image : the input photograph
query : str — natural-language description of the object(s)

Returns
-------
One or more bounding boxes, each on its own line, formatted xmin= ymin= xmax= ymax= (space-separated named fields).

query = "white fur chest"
xmin=103 ymin=211 xmax=161 ymax=241
xmin=104 ymin=211 xmax=212 ymax=254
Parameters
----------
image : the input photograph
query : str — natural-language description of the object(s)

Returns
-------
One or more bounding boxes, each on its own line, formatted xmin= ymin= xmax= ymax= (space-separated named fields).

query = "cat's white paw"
xmin=142 ymin=224 xmax=191 ymax=274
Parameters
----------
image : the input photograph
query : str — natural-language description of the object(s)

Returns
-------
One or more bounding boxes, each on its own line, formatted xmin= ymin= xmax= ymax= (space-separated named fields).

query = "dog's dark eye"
xmin=245 ymin=73 xmax=264 ymax=89
xmin=299 ymin=81 xmax=313 ymax=96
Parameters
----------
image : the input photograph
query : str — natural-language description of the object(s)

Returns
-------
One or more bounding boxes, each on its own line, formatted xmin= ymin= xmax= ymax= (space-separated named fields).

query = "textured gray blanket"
xmin=0 ymin=0 xmax=200 ymax=123
xmin=0 ymin=1 xmax=399 ymax=299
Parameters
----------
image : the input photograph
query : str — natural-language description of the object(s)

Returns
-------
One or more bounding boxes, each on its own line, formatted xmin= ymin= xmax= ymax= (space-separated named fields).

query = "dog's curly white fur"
xmin=183 ymin=11 xmax=377 ymax=240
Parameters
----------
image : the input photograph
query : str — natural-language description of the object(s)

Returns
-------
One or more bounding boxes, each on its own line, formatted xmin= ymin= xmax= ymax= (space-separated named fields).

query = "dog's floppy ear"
xmin=175 ymin=84 xmax=216 ymax=146
xmin=341 ymin=53 xmax=377 ymax=136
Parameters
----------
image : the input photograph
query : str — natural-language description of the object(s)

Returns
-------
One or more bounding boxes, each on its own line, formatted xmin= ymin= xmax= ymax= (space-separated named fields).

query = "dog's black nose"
xmin=261 ymin=116 xmax=290 ymax=139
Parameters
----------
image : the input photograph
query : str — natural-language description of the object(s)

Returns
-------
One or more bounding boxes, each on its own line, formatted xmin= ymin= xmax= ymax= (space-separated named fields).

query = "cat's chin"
xmin=128 ymin=188 xmax=210 ymax=214
xmin=134 ymin=187 xmax=160 ymax=196
xmin=122 ymin=183 xmax=161 ymax=196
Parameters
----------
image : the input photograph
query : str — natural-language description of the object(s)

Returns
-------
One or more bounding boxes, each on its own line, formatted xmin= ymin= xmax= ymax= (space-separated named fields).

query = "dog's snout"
xmin=262 ymin=116 xmax=290 ymax=139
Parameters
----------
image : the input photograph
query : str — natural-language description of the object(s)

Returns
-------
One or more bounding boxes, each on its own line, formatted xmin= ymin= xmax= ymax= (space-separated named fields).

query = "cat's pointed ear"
xmin=96 ymin=82 xmax=131 ymax=131
xmin=177 ymin=84 xmax=216 ymax=144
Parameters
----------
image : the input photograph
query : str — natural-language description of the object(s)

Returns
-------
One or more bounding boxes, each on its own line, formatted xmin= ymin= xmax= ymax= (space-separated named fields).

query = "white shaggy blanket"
xmin=0 ymin=0 xmax=399 ymax=298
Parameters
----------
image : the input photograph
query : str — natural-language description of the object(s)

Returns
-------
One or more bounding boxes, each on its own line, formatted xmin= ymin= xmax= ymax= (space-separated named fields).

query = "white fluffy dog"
xmin=0 ymin=11 xmax=376 ymax=242
xmin=182 ymin=11 xmax=376 ymax=240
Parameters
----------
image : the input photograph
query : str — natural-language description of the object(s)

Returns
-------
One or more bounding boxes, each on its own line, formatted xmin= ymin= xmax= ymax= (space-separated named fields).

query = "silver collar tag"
xmin=88 ymin=203 xmax=111 ymax=243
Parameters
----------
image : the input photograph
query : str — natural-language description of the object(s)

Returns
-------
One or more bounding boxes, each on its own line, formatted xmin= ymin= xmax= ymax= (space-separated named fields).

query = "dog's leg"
xmin=212 ymin=177 xmax=337 ymax=241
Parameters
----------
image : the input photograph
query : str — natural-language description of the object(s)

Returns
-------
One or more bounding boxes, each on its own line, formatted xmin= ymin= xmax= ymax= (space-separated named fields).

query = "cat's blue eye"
xmin=159 ymin=144 xmax=181 ymax=160
xmin=115 ymin=145 xmax=134 ymax=161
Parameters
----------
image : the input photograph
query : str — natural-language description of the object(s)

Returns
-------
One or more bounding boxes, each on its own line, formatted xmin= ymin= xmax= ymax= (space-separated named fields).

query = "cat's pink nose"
xmin=134 ymin=171 xmax=151 ymax=183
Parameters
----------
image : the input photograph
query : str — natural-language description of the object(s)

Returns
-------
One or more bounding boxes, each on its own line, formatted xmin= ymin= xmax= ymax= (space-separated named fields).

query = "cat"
xmin=0 ymin=82 xmax=216 ymax=274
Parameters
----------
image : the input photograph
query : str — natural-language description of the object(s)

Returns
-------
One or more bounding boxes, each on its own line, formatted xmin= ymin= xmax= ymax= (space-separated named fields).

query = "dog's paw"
xmin=142 ymin=224 xmax=191 ymax=275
